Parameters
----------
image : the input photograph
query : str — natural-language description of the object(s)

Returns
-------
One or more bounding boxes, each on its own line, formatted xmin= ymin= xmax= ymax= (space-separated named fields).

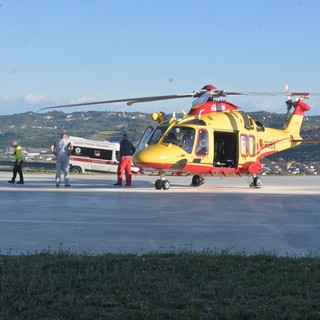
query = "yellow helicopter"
xmin=39 ymin=84 xmax=320 ymax=190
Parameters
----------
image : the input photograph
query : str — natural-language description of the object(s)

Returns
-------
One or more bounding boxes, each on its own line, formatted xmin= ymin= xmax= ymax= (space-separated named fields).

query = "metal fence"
xmin=0 ymin=160 xmax=55 ymax=171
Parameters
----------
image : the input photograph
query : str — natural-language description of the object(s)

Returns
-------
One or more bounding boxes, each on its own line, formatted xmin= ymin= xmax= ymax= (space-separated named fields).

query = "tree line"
xmin=0 ymin=110 xmax=319 ymax=161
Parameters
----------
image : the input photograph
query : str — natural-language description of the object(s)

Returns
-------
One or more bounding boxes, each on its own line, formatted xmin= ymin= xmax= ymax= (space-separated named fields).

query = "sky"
xmin=1 ymin=0 xmax=320 ymax=116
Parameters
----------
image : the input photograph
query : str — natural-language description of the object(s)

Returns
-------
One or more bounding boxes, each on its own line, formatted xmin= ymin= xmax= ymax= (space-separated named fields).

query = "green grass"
xmin=1 ymin=250 xmax=319 ymax=319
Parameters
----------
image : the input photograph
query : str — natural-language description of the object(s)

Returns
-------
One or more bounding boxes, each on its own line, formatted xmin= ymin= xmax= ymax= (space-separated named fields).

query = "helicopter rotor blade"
xmin=126 ymin=93 xmax=195 ymax=106
xmin=38 ymin=93 xmax=195 ymax=111
xmin=38 ymin=86 xmax=320 ymax=112
xmin=226 ymin=91 xmax=320 ymax=97
xmin=285 ymin=82 xmax=289 ymax=95
xmin=222 ymin=91 xmax=285 ymax=96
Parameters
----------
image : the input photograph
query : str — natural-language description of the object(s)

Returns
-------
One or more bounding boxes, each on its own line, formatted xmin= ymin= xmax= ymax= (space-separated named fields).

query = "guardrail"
xmin=0 ymin=160 xmax=55 ymax=170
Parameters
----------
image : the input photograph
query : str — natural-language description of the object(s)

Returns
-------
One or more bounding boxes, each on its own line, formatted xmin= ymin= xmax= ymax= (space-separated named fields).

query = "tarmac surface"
xmin=1 ymin=172 xmax=320 ymax=256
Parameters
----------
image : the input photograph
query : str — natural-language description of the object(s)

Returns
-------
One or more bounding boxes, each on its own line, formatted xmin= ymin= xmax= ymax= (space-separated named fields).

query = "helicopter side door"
xmin=214 ymin=131 xmax=238 ymax=168
xmin=194 ymin=129 xmax=209 ymax=156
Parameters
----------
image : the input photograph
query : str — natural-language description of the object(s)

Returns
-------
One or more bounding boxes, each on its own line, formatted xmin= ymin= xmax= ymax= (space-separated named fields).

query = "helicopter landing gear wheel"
xmin=155 ymin=179 xmax=163 ymax=190
xmin=250 ymin=176 xmax=263 ymax=188
xmin=191 ymin=174 xmax=205 ymax=187
xmin=162 ymin=180 xmax=170 ymax=190
xmin=154 ymin=179 xmax=170 ymax=190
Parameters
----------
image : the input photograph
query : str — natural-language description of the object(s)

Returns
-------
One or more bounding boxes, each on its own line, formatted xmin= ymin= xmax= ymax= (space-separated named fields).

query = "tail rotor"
xmin=283 ymin=82 xmax=294 ymax=128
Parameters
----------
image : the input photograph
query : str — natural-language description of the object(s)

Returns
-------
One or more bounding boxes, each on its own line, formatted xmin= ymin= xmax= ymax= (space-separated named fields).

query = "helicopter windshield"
xmin=147 ymin=124 xmax=169 ymax=145
xmin=162 ymin=126 xmax=195 ymax=154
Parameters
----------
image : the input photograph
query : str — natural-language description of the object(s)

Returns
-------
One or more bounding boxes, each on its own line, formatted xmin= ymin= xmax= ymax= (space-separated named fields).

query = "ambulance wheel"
xmin=162 ymin=180 xmax=170 ymax=190
xmin=192 ymin=174 xmax=202 ymax=186
xmin=155 ymin=179 xmax=163 ymax=190
xmin=70 ymin=166 xmax=82 ymax=174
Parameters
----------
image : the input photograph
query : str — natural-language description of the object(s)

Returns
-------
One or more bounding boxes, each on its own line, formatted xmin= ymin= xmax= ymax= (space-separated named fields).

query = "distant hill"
xmin=1 ymin=110 xmax=320 ymax=161
xmin=0 ymin=110 xmax=154 ymax=150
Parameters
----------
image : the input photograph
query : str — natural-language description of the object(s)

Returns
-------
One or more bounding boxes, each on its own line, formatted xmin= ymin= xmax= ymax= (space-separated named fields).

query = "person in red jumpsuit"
xmin=114 ymin=133 xmax=136 ymax=187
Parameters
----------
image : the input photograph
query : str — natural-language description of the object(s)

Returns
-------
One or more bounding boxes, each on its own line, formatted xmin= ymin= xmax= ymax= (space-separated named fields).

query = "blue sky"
xmin=1 ymin=0 xmax=320 ymax=115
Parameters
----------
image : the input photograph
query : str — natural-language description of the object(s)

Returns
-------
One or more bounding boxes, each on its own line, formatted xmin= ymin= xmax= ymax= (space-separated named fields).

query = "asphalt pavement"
xmin=1 ymin=172 xmax=319 ymax=256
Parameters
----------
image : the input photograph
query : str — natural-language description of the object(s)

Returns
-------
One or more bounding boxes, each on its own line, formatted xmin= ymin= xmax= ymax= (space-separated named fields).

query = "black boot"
xmin=16 ymin=181 xmax=24 ymax=184
xmin=8 ymin=179 xmax=15 ymax=183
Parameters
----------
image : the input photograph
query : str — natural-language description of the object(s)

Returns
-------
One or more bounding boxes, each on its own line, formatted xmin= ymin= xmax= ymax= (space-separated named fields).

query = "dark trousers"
xmin=12 ymin=162 xmax=24 ymax=182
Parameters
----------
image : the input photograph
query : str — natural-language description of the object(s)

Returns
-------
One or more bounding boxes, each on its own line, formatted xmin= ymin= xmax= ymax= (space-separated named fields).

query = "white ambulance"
xmin=68 ymin=136 xmax=139 ymax=174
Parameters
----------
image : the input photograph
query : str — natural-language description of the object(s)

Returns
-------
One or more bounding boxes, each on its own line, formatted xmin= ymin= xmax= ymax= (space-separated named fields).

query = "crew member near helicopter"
xmin=7 ymin=140 xmax=24 ymax=184
xmin=50 ymin=131 xmax=73 ymax=187
xmin=114 ymin=133 xmax=136 ymax=187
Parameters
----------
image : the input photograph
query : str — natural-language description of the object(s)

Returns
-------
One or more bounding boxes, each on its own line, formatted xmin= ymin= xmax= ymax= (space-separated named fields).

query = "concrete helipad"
xmin=1 ymin=172 xmax=319 ymax=256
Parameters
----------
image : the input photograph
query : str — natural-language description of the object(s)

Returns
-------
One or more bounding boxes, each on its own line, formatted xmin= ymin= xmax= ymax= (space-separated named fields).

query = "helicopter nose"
xmin=133 ymin=144 xmax=187 ymax=171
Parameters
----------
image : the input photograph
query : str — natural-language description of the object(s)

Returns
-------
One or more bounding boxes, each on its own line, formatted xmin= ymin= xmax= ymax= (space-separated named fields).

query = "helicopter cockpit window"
xmin=147 ymin=125 xmax=169 ymax=145
xmin=137 ymin=126 xmax=154 ymax=150
xmin=162 ymin=127 xmax=195 ymax=154
xmin=195 ymin=129 xmax=208 ymax=156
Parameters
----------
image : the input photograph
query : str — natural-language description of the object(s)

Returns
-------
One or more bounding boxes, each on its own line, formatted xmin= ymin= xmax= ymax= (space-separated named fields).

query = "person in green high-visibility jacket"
xmin=8 ymin=140 xmax=24 ymax=184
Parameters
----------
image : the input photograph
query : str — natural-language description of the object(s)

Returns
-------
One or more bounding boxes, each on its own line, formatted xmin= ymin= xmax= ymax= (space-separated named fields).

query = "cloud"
xmin=24 ymin=94 xmax=48 ymax=104
xmin=0 ymin=94 xmax=58 ymax=115
xmin=0 ymin=95 xmax=107 ymax=115
xmin=70 ymin=97 xmax=93 ymax=104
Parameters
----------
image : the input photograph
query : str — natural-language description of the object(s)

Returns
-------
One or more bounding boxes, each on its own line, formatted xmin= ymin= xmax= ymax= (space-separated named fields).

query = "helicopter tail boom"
xmin=285 ymin=99 xmax=311 ymax=138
